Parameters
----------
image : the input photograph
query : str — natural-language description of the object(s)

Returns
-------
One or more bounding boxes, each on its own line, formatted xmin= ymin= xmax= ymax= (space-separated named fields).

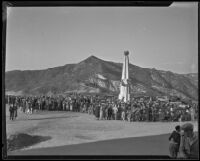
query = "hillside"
xmin=5 ymin=55 xmax=198 ymax=100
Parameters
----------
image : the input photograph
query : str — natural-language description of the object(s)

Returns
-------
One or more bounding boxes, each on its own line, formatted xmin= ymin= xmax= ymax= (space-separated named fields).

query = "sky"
xmin=6 ymin=2 xmax=198 ymax=74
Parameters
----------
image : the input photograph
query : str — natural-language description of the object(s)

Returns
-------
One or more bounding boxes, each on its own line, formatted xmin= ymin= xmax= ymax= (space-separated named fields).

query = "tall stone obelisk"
xmin=118 ymin=51 xmax=130 ymax=103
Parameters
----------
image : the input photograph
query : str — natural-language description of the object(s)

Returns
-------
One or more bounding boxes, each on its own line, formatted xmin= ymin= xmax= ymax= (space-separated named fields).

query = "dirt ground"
xmin=5 ymin=105 xmax=198 ymax=152
xmin=9 ymin=133 xmax=172 ymax=156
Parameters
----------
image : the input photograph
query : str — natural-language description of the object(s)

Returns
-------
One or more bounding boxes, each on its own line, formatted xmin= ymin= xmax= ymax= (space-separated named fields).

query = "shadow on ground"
xmin=7 ymin=133 xmax=51 ymax=151
xmin=8 ymin=133 xmax=171 ymax=156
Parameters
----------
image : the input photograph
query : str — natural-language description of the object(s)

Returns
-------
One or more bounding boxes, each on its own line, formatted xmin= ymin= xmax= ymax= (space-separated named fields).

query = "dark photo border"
xmin=2 ymin=1 xmax=199 ymax=160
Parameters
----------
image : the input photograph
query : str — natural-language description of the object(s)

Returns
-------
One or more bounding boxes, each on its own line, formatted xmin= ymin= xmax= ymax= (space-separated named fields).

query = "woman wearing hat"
xmin=178 ymin=123 xmax=198 ymax=159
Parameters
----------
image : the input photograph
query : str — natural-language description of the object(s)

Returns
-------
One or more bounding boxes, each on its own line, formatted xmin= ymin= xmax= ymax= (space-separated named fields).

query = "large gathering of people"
xmin=5 ymin=94 xmax=198 ymax=159
xmin=5 ymin=94 xmax=198 ymax=122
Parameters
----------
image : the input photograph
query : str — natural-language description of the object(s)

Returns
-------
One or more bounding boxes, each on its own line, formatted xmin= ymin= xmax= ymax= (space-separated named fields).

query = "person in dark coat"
xmin=108 ymin=105 xmax=113 ymax=120
xmin=169 ymin=125 xmax=181 ymax=158
xmin=146 ymin=106 xmax=150 ymax=122
xmin=105 ymin=105 xmax=108 ymax=120
xmin=149 ymin=107 xmax=152 ymax=121
xmin=13 ymin=103 xmax=18 ymax=119
xmin=95 ymin=104 xmax=100 ymax=120
xmin=9 ymin=104 xmax=14 ymax=120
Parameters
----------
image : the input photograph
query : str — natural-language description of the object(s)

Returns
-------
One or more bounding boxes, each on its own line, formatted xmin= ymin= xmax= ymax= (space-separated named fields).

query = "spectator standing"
xmin=108 ymin=104 xmax=112 ymax=120
xmin=99 ymin=105 xmax=103 ymax=120
xmin=113 ymin=104 xmax=118 ymax=120
xmin=178 ymin=123 xmax=198 ymax=159
xmin=190 ymin=107 xmax=195 ymax=121
xmin=9 ymin=104 xmax=14 ymax=120
xmin=13 ymin=103 xmax=18 ymax=119
xmin=121 ymin=108 xmax=125 ymax=121
xmin=70 ymin=101 xmax=73 ymax=111
xmin=105 ymin=105 xmax=108 ymax=120
xmin=95 ymin=103 xmax=100 ymax=120
xmin=169 ymin=125 xmax=181 ymax=158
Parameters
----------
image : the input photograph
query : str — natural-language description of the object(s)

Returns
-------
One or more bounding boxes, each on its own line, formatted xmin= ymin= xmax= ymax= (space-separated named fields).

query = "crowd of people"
xmin=5 ymin=94 xmax=198 ymax=122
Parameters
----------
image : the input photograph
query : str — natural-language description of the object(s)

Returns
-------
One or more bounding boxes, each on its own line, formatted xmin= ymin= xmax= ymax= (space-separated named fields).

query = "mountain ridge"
xmin=5 ymin=55 xmax=198 ymax=101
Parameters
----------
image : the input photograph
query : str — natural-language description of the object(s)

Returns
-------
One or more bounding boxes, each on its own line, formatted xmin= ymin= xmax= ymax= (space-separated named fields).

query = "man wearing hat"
xmin=178 ymin=123 xmax=198 ymax=159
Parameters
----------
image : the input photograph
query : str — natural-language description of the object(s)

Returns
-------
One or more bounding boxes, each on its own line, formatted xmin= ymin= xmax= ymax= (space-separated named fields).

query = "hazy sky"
xmin=6 ymin=2 xmax=198 ymax=74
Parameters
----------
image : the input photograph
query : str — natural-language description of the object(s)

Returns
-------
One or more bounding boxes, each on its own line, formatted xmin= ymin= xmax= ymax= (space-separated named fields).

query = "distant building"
xmin=156 ymin=96 xmax=169 ymax=102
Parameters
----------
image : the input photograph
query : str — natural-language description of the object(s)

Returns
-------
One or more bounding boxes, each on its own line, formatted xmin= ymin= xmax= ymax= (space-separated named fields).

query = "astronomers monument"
xmin=118 ymin=51 xmax=130 ymax=103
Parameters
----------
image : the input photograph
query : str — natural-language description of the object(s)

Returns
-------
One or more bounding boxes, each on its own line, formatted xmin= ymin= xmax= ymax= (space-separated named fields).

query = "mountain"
xmin=5 ymin=55 xmax=198 ymax=101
